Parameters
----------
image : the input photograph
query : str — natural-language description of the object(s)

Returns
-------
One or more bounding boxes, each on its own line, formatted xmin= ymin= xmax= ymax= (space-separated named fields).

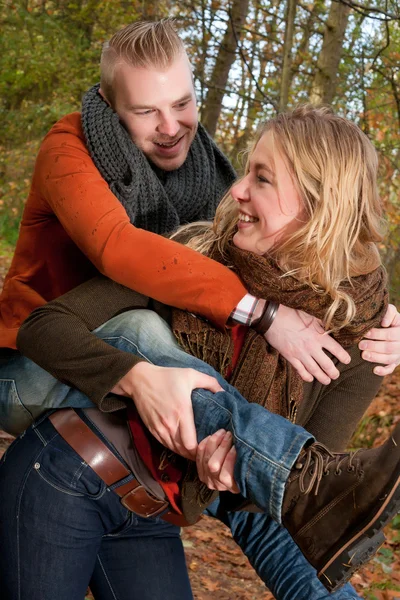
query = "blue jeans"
xmin=206 ymin=503 xmax=359 ymax=599
xmin=0 ymin=352 xmax=83 ymax=435
xmin=0 ymin=310 xmax=359 ymax=599
xmin=0 ymin=411 xmax=193 ymax=600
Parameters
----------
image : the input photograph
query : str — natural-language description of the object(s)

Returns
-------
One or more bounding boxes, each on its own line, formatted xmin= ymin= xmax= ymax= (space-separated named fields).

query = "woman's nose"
xmin=231 ymin=175 xmax=250 ymax=203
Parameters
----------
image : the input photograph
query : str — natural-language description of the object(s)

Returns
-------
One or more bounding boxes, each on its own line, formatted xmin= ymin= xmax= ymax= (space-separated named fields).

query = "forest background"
xmin=0 ymin=1 xmax=400 ymax=598
xmin=1 ymin=0 xmax=400 ymax=300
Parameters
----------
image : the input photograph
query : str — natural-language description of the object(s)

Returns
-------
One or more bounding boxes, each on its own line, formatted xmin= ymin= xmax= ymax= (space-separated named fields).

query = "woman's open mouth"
xmin=238 ymin=212 xmax=259 ymax=224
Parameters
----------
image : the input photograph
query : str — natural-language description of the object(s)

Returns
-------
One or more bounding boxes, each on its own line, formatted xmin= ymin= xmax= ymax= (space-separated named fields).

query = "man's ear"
xmin=99 ymin=87 xmax=111 ymax=106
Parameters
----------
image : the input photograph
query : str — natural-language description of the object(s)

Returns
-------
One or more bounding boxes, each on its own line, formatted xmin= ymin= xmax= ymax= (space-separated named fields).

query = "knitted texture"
xmin=172 ymin=240 xmax=388 ymax=416
xmin=81 ymin=84 xmax=236 ymax=234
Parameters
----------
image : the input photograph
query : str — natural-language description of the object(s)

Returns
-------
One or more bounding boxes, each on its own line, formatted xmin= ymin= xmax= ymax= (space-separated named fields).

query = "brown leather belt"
xmin=48 ymin=408 xmax=194 ymax=527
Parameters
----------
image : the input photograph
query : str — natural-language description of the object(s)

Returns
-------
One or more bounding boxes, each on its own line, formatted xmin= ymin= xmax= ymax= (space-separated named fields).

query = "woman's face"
xmin=232 ymin=130 xmax=304 ymax=255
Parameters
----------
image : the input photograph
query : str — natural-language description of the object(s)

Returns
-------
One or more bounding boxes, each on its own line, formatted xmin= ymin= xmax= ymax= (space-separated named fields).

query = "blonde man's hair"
xmin=100 ymin=19 xmax=185 ymax=105
xmin=172 ymin=105 xmax=385 ymax=331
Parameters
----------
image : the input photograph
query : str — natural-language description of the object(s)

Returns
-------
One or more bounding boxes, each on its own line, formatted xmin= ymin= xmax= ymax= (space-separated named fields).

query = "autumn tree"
xmin=201 ymin=0 xmax=251 ymax=137
xmin=309 ymin=1 xmax=351 ymax=104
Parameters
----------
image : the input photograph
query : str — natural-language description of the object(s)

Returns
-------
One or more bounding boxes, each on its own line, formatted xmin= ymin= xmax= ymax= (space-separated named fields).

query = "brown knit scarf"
xmin=172 ymin=240 xmax=388 ymax=419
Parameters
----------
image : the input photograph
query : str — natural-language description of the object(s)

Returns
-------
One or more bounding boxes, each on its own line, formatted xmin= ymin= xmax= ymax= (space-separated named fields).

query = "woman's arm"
xmin=296 ymin=345 xmax=383 ymax=451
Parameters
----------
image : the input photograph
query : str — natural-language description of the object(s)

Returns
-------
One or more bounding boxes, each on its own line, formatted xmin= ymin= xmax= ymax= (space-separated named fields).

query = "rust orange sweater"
xmin=0 ymin=113 xmax=246 ymax=349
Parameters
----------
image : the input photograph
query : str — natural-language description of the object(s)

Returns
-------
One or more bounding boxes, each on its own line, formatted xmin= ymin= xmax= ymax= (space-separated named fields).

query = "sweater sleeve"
xmin=17 ymin=276 xmax=150 ymax=411
xmin=297 ymin=345 xmax=383 ymax=451
xmin=35 ymin=120 xmax=247 ymax=327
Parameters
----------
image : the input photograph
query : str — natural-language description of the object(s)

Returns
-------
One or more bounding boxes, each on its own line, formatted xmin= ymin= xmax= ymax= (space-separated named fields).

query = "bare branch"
xmin=195 ymin=78 xmax=267 ymax=106
xmin=333 ymin=0 xmax=399 ymax=21
xmin=372 ymin=0 xmax=391 ymax=67
xmin=229 ymin=6 xmax=278 ymax=111
xmin=372 ymin=67 xmax=400 ymax=132
xmin=298 ymin=1 xmax=328 ymax=26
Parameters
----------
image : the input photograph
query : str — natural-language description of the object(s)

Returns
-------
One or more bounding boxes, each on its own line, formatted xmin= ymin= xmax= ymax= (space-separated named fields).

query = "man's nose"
xmin=157 ymin=112 xmax=180 ymax=138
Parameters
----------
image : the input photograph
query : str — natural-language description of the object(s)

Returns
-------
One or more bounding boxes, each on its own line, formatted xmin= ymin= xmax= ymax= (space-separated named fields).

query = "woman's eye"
xmin=257 ymin=175 xmax=270 ymax=184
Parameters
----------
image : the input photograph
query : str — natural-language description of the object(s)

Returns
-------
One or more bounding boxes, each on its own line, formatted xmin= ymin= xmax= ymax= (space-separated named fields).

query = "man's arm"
xmin=33 ymin=118 xmax=351 ymax=384
xmin=36 ymin=120 xmax=245 ymax=327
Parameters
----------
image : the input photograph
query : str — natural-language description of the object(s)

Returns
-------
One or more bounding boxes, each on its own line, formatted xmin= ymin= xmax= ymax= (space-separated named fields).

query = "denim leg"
xmin=0 ymin=414 xmax=192 ymax=600
xmin=89 ymin=518 xmax=193 ymax=600
xmin=0 ymin=351 xmax=97 ymax=436
xmin=94 ymin=309 xmax=313 ymax=521
xmin=0 ymin=354 xmax=94 ymax=436
xmin=95 ymin=310 xmax=360 ymax=597
xmin=206 ymin=500 xmax=361 ymax=600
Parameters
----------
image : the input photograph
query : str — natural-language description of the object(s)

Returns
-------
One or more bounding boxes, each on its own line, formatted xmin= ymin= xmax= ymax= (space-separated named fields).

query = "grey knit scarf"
xmin=81 ymin=84 xmax=236 ymax=234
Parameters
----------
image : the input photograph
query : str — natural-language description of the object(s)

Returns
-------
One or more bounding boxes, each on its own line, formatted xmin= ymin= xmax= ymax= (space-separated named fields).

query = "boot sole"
xmin=318 ymin=472 xmax=400 ymax=592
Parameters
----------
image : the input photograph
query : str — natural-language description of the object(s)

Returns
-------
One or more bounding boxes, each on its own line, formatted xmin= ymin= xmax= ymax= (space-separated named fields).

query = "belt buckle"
xmin=121 ymin=486 xmax=168 ymax=518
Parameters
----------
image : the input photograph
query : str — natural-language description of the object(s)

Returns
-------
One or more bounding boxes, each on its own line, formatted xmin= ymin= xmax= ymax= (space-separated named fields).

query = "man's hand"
xmin=359 ymin=304 xmax=400 ymax=376
xmin=264 ymin=305 xmax=351 ymax=385
xmin=112 ymin=362 xmax=223 ymax=460
xmin=196 ymin=429 xmax=239 ymax=493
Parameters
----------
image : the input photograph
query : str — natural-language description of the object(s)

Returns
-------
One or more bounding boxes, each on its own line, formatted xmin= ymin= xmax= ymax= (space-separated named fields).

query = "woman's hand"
xmin=111 ymin=362 xmax=223 ymax=460
xmin=264 ymin=305 xmax=351 ymax=385
xmin=359 ymin=304 xmax=400 ymax=376
xmin=196 ymin=430 xmax=239 ymax=493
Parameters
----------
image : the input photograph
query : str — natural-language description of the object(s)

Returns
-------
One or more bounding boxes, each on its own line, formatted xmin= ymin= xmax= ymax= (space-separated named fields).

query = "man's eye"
xmin=176 ymin=101 xmax=190 ymax=110
xmin=136 ymin=109 xmax=154 ymax=116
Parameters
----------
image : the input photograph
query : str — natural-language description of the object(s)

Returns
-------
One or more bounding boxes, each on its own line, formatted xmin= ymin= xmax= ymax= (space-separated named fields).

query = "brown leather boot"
xmin=282 ymin=423 xmax=400 ymax=592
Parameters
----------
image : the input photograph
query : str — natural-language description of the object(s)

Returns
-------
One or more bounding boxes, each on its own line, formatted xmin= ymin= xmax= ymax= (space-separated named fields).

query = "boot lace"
xmin=296 ymin=442 xmax=362 ymax=496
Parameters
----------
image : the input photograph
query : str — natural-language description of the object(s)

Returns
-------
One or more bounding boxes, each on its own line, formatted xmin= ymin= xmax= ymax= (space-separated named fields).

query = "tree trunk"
xmin=309 ymin=1 xmax=350 ymax=104
xmin=289 ymin=0 xmax=325 ymax=94
xmin=202 ymin=0 xmax=250 ymax=138
xmin=231 ymin=0 xmax=278 ymax=161
xmin=279 ymin=0 xmax=297 ymax=112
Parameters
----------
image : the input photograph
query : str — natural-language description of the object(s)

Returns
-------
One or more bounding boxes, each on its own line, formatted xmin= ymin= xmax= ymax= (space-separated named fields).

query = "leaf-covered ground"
xmin=0 ymin=246 xmax=399 ymax=600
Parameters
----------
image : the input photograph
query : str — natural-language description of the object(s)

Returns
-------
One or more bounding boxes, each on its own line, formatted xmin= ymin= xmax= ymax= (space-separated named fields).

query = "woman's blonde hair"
xmin=173 ymin=105 xmax=385 ymax=330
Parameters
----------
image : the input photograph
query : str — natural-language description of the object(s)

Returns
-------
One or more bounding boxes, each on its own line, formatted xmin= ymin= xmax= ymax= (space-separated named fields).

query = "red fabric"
xmin=225 ymin=324 xmax=247 ymax=379
xmin=127 ymin=405 xmax=183 ymax=514
xmin=0 ymin=113 xmax=246 ymax=349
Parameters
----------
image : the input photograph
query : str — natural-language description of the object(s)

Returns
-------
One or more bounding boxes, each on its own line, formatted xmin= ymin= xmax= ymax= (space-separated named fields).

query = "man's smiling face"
xmin=110 ymin=53 xmax=198 ymax=171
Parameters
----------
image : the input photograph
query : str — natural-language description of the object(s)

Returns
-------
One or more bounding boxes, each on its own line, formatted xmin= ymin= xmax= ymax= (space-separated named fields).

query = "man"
xmin=0 ymin=19 xmax=399 ymax=599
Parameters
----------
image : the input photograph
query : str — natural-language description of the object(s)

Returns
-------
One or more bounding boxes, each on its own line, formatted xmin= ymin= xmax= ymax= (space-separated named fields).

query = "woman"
xmin=2 ymin=106 xmax=399 ymax=600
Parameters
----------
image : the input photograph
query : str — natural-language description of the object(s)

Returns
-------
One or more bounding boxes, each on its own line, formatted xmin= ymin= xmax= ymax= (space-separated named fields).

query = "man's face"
xmin=110 ymin=53 xmax=198 ymax=171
